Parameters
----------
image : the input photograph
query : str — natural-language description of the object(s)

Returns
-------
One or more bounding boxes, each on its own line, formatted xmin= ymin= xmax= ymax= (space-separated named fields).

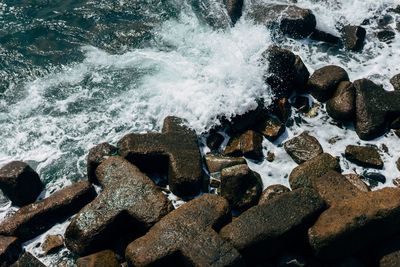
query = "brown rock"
xmin=354 ymin=79 xmax=400 ymax=140
xmin=391 ymin=74 xmax=400 ymax=91
xmin=342 ymin=25 xmax=366 ymax=51
xmin=254 ymin=115 xmax=285 ymax=141
xmin=308 ymin=65 xmax=349 ymax=102
xmin=266 ymin=151 xmax=275 ymax=162
xmin=326 ymin=81 xmax=356 ymax=121
xmin=65 ymin=157 xmax=171 ymax=256
xmin=345 ymin=145 xmax=383 ymax=169
xmin=289 ymin=153 xmax=341 ymax=190
xmin=204 ymin=154 xmax=246 ymax=174
xmin=125 ymin=194 xmax=244 ymax=267
xmin=0 ymin=236 xmax=21 ymax=267
xmin=0 ymin=161 xmax=44 ymax=207
xmin=0 ymin=181 xmax=95 ymax=241
xmin=309 ymin=188 xmax=400 ymax=260
xmin=258 ymin=184 xmax=290 ymax=205
xmin=344 ymin=174 xmax=370 ymax=192
xmin=284 ymin=132 xmax=323 ymax=164
xmin=118 ymin=116 xmax=202 ymax=197
xmin=76 ymin=250 xmax=120 ymax=267
xmin=224 ymin=130 xmax=264 ymax=160
xmin=10 ymin=252 xmax=45 ymax=267
xmin=220 ymin=188 xmax=325 ymax=262
xmin=221 ymin=164 xmax=263 ymax=211
xmin=87 ymin=142 xmax=117 ymax=184
xmin=41 ymin=234 xmax=64 ymax=255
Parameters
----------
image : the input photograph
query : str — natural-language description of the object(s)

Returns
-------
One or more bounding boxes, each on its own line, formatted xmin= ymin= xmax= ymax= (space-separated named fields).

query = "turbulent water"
xmin=0 ymin=0 xmax=400 ymax=265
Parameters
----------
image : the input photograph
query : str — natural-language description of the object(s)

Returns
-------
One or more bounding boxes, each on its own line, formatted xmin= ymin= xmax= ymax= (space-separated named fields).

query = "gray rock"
xmin=342 ymin=25 xmax=366 ymax=51
xmin=345 ymin=145 xmax=384 ymax=169
xmin=284 ymin=132 xmax=323 ymax=164
xmin=390 ymin=73 xmax=400 ymax=90
xmin=326 ymin=81 xmax=356 ymax=121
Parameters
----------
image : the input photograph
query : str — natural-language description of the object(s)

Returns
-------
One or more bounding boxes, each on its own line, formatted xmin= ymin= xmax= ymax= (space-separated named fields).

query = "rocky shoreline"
xmin=1 ymin=1 xmax=400 ymax=267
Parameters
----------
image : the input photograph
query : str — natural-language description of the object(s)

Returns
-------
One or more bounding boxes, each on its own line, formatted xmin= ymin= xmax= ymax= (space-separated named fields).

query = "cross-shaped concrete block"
xmin=125 ymin=194 xmax=244 ymax=267
xmin=118 ymin=116 xmax=203 ymax=197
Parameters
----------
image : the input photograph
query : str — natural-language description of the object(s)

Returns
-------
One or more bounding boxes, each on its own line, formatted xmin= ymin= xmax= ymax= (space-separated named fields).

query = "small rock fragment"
xmin=0 ymin=161 xmax=44 ymax=207
xmin=224 ymin=130 xmax=264 ymax=160
xmin=87 ymin=142 xmax=117 ymax=184
xmin=345 ymin=145 xmax=384 ymax=169
xmin=266 ymin=151 xmax=275 ymax=162
xmin=284 ymin=132 xmax=323 ymax=164
xmin=342 ymin=25 xmax=366 ymax=51
xmin=221 ymin=164 xmax=263 ymax=211
xmin=41 ymin=234 xmax=64 ymax=255
xmin=308 ymin=65 xmax=349 ymax=102
xmin=204 ymin=154 xmax=246 ymax=174
xmin=0 ymin=236 xmax=21 ymax=267
xmin=326 ymin=81 xmax=356 ymax=121
xmin=76 ymin=250 xmax=120 ymax=267
xmin=258 ymin=184 xmax=290 ymax=205
xmin=254 ymin=115 xmax=285 ymax=141
xmin=362 ymin=172 xmax=386 ymax=188
xmin=125 ymin=194 xmax=244 ymax=267
xmin=377 ymin=30 xmax=395 ymax=43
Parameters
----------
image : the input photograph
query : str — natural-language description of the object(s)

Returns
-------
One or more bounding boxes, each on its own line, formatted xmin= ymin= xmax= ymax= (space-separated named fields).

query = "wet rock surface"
xmin=10 ymin=252 xmax=46 ymax=267
xmin=344 ymin=145 xmax=384 ymax=169
xmin=0 ymin=236 xmax=21 ymax=267
xmin=308 ymin=65 xmax=349 ymax=102
xmin=206 ymin=132 xmax=225 ymax=152
xmin=220 ymin=164 xmax=263 ymax=211
xmin=289 ymin=153 xmax=341 ymax=190
xmin=220 ymin=188 xmax=325 ymax=263
xmin=224 ymin=0 xmax=243 ymax=24
xmin=342 ymin=25 xmax=366 ymax=51
xmin=76 ymin=250 xmax=120 ymax=267
xmin=354 ymin=79 xmax=400 ymax=140
xmin=258 ymin=184 xmax=291 ymax=205
xmin=284 ymin=132 xmax=323 ymax=164
xmin=0 ymin=161 xmax=43 ymax=207
xmin=65 ymin=157 xmax=171 ymax=256
xmin=224 ymin=130 xmax=264 ymax=160
xmin=87 ymin=142 xmax=118 ymax=184
xmin=125 ymin=194 xmax=243 ymax=267
xmin=205 ymin=154 xmax=246 ymax=174
xmin=118 ymin=116 xmax=203 ymax=197
xmin=0 ymin=181 xmax=95 ymax=241
xmin=309 ymin=188 xmax=400 ymax=260
xmin=254 ymin=115 xmax=285 ymax=142
xmin=390 ymin=73 xmax=400 ymax=90
xmin=326 ymin=81 xmax=355 ymax=121
xmin=41 ymin=234 xmax=64 ymax=255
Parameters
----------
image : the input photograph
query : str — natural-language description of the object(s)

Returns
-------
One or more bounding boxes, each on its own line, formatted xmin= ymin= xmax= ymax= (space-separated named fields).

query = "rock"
xmin=254 ymin=115 xmax=285 ymax=141
xmin=354 ymin=79 xmax=400 ymax=140
xmin=266 ymin=151 xmax=275 ymax=162
xmin=292 ymin=96 xmax=311 ymax=113
xmin=258 ymin=184 xmax=290 ymax=205
xmin=310 ymin=29 xmax=340 ymax=44
xmin=293 ymin=55 xmax=310 ymax=93
xmin=345 ymin=145 xmax=383 ymax=169
xmin=289 ymin=153 xmax=341 ymax=190
xmin=390 ymin=73 xmax=400 ymax=90
xmin=362 ymin=172 xmax=386 ymax=188
xmin=220 ymin=188 xmax=325 ymax=262
xmin=10 ymin=252 xmax=45 ymax=267
xmin=308 ymin=65 xmax=349 ymax=102
xmin=309 ymin=188 xmax=400 ymax=260
xmin=397 ymin=158 xmax=400 ymax=171
xmin=224 ymin=0 xmax=243 ymax=24
xmin=309 ymin=171 xmax=362 ymax=207
xmin=377 ymin=30 xmax=395 ymax=43
xmin=205 ymin=154 xmax=246 ymax=174
xmin=342 ymin=25 xmax=366 ymax=51
xmin=271 ymin=97 xmax=292 ymax=123
xmin=247 ymin=4 xmax=316 ymax=38
xmin=0 ymin=236 xmax=21 ymax=267
xmin=76 ymin=250 xmax=120 ymax=267
xmin=41 ymin=234 xmax=64 ymax=255
xmin=379 ymin=238 xmax=400 ymax=267
xmin=192 ymin=0 xmax=231 ymax=29
xmin=326 ymin=81 xmax=356 ymax=121
xmin=284 ymin=132 xmax=323 ymax=164
xmin=0 ymin=161 xmax=43 ymax=207
xmin=228 ymin=102 xmax=266 ymax=133
xmin=220 ymin=164 xmax=263 ymax=211
xmin=87 ymin=142 xmax=117 ymax=184
xmin=0 ymin=181 xmax=95 ymax=241
xmin=65 ymin=157 xmax=172 ymax=256
xmin=118 ymin=116 xmax=203 ymax=197
xmin=224 ymin=130 xmax=264 ymax=161
xmin=344 ymin=174 xmax=370 ymax=192
xmin=206 ymin=132 xmax=224 ymax=152
xmin=125 ymin=194 xmax=244 ymax=267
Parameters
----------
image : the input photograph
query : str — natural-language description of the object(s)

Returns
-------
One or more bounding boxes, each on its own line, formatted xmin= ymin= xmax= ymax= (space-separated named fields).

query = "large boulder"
xmin=0 ymin=161 xmax=43 ymax=206
xmin=65 ymin=157 xmax=172 ymax=256
xmin=219 ymin=188 xmax=325 ymax=262
xmin=284 ymin=132 xmax=323 ymax=164
xmin=342 ymin=25 xmax=366 ymax=51
xmin=125 ymin=194 xmax=244 ymax=266
xmin=76 ymin=250 xmax=120 ymax=267
xmin=220 ymin=164 xmax=263 ymax=211
xmin=0 ymin=236 xmax=21 ymax=267
xmin=87 ymin=142 xmax=117 ymax=184
xmin=390 ymin=73 xmax=400 ymax=91
xmin=344 ymin=145 xmax=384 ymax=169
xmin=354 ymin=79 xmax=400 ymax=140
xmin=326 ymin=81 xmax=356 ymax=121
xmin=10 ymin=252 xmax=45 ymax=267
xmin=289 ymin=153 xmax=341 ymax=190
xmin=224 ymin=130 xmax=264 ymax=161
xmin=0 ymin=181 xmax=95 ymax=241
xmin=247 ymin=4 xmax=316 ymax=38
xmin=309 ymin=188 xmax=400 ymax=260
xmin=308 ymin=65 xmax=349 ymax=102
xmin=118 ymin=116 xmax=203 ymax=197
